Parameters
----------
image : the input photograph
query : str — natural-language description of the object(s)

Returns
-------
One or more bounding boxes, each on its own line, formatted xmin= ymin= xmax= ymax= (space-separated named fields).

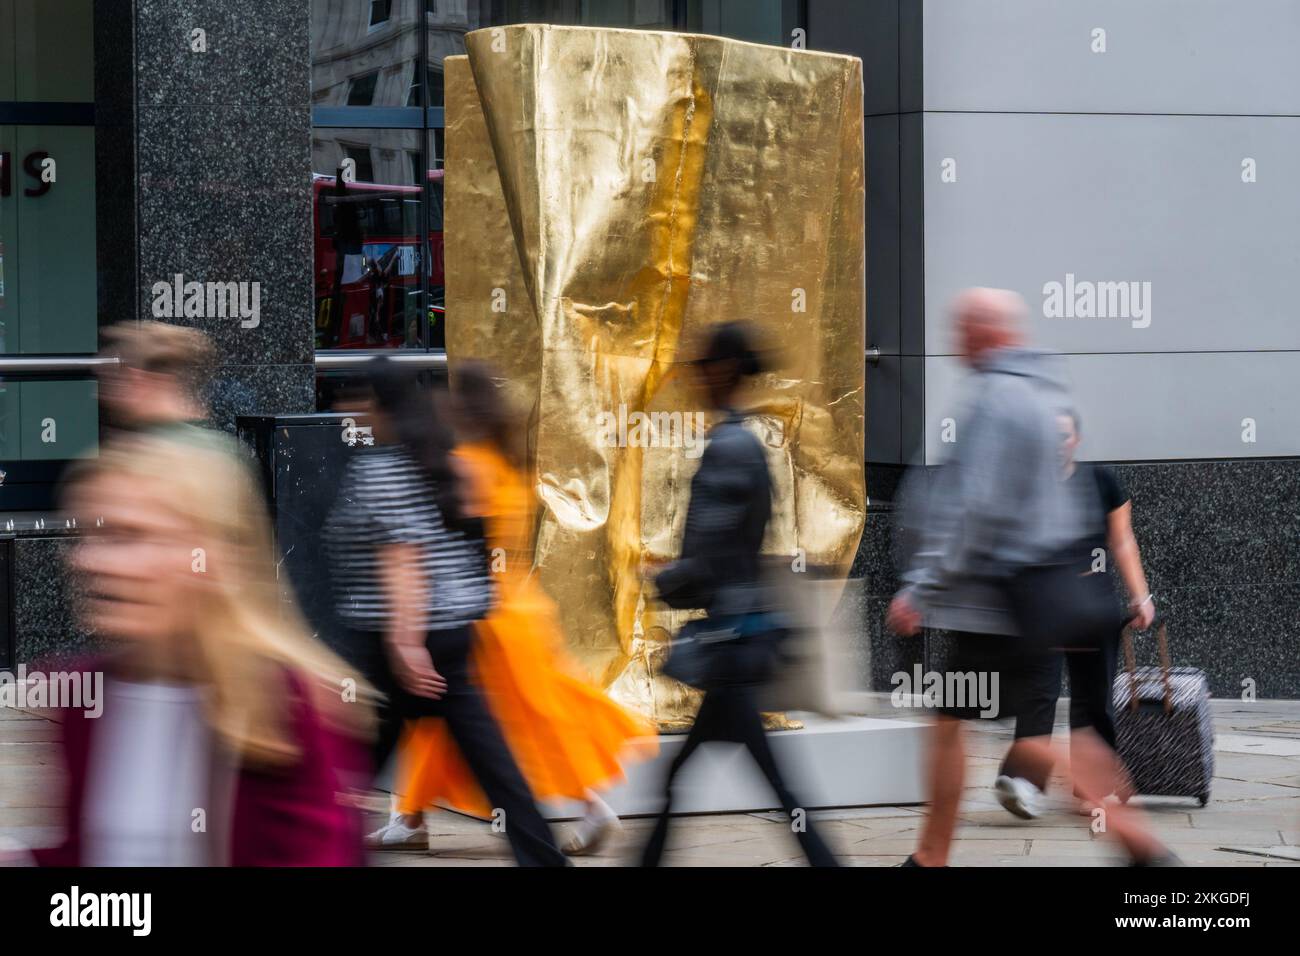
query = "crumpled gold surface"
xmin=445 ymin=25 xmax=865 ymax=728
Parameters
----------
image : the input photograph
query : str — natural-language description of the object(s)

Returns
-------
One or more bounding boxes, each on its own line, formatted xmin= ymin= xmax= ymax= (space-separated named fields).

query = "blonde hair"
xmin=66 ymin=435 xmax=375 ymax=767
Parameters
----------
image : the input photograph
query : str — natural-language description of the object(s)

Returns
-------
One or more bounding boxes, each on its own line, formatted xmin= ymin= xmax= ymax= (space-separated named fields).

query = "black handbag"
xmin=663 ymin=611 xmax=786 ymax=691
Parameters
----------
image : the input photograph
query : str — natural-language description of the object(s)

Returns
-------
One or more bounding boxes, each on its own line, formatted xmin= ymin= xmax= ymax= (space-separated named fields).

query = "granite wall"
xmin=135 ymin=0 xmax=316 ymax=429
xmin=852 ymin=459 xmax=1300 ymax=699
xmin=12 ymin=536 xmax=88 ymax=667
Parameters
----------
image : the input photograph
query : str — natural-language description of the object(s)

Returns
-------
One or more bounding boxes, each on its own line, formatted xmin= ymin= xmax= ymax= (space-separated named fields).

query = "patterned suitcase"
xmin=1113 ymin=624 xmax=1214 ymax=807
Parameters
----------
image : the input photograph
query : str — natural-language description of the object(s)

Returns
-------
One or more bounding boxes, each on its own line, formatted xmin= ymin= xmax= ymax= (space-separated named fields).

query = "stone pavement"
xmin=2 ymin=699 xmax=1297 ymax=866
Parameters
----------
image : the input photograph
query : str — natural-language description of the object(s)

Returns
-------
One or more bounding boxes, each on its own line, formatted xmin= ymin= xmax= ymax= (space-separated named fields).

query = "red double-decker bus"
xmin=312 ymin=169 xmax=445 ymax=349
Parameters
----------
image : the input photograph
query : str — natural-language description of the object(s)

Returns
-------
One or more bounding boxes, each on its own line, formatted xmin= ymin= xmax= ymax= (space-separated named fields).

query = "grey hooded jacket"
xmin=898 ymin=347 xmax=1089 ymax=636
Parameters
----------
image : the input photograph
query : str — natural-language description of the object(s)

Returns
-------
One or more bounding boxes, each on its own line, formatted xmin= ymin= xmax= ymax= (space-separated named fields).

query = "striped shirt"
xmin=324 ymin=445 xmax=493 ymax=631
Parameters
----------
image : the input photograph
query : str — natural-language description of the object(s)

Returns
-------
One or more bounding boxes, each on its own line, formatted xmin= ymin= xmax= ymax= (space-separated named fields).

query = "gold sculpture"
xmin=444 ymin=25 xmax=865 ymax=728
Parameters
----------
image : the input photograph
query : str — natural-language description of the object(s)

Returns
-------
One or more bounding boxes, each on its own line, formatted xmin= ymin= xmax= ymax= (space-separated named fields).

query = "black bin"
xmin=236 ymin=412 xmax=373 ymax=659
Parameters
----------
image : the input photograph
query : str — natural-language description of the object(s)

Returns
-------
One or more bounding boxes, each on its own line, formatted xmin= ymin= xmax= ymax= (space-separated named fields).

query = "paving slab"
xmin=5 ymin=697 xmax=1300 ymax=867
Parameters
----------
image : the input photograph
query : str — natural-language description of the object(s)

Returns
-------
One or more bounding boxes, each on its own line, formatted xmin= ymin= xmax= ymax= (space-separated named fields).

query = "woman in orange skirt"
xmin=368 ymin=362 xmax=656 ymax=855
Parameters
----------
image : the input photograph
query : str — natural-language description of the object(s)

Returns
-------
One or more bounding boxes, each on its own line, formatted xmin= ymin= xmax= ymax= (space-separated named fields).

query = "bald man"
xmin=887 ymin=288 xmax=1175 ymax=867
xmin=889 ymin=288 xmax=1077 ymax=640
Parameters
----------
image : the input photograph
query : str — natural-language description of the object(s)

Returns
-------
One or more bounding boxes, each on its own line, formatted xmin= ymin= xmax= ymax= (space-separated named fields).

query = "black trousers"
xmin=1000 ymin=630 xmax=1121 ymax=791
xmin=352 ymin=625 xmax=567 ymax=867
xmin=639 ymin=683 xmax=838 ymax=867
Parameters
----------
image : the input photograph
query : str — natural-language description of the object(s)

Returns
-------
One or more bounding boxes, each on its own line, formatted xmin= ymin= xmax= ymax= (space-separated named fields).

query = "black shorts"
xmin=935 ymin=629 xmax=1057 ymax=721
xmin=934 ymin=556 xmax=1128 ymax=721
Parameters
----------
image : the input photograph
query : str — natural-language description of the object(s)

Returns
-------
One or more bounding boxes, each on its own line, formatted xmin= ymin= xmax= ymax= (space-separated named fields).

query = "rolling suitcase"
xmin=1113 ymin=624 xmax=1214 ymax=806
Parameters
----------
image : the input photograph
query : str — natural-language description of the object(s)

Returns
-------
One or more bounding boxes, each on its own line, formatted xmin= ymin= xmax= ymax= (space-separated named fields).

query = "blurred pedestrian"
xmin=97 ymin=321 xmax=226 ymax=451
xmin=379 ymin=362 xmax=657 ymax=856
xmin=995 ymin=410 xmax=1156 ymax=818
xmin=30 ymin=435 xmax=373 ymax=866
xmin=888 ymin=288 xmax=1176 ymax=866
xmin=640 ymin=322 xmax=838 ymax=868
xmin=322 ymin=357 xmax=567 ymax=866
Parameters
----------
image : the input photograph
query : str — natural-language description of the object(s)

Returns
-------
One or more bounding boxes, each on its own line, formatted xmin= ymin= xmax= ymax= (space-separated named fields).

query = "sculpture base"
xmin=542 ymin=715 xmax=927 ymax=819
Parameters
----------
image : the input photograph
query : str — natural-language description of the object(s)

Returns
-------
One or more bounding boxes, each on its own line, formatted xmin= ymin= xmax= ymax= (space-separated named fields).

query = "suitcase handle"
xmin=1122 ymin=622 xmax=1173 ymax=715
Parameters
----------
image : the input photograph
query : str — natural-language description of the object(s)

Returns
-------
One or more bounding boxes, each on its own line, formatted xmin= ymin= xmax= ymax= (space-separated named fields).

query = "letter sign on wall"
xmin=0 ymin=152 xmax=55 ymax=198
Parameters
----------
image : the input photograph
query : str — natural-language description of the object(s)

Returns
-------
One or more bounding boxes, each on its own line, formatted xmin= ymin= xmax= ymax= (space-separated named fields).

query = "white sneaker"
xmin=994 ymin=775 xmax=1044 ymax=820
xmin=365 ymin=818 xmax=427 ymax=851
xmin=562 ymin=815 xmax=622 ymax=857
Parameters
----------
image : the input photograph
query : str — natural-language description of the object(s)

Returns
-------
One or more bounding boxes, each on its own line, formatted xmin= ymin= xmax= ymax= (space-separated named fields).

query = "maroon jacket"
xmin=33 ymin=658 xmax=370 ymax=867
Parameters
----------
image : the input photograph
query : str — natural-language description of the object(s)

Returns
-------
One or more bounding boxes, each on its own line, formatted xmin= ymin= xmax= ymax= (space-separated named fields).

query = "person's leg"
xmin=639 ymin=692 xmax=719 ymax=867
xmin=1066 ymin=628 xmax=1119 ymax=729
xmin=1069 ymin=726 xmax=1171 ymax=862
xmin=1024 ymin=567 xmax=1173 ymax=863
xmin=1000 ymin=651 xmax=1063 ymax=791
xmin=430 ymin=627 xmax=567 ymax=867
xmin=394 ymin=723 xmax=437 ymax=828
xmin=911 ymin=630 xmax=998 ymax=866
xmin=1095 ymin=630 xmax=1121 ymax=750
xmin=350 ymin=631 xmax=441 ymax=847
xmin=913 ymin=714 xmax=965 ymax=867
xmin=723 ymin=685 xmax=838 ymax=866
xmin=349 ymin=630 xmax=406 ymax=777
xmin=372 ymin=706 xmax=404 ymax=781
xmin=1065 ymin=645 xmax=1112 ymax=795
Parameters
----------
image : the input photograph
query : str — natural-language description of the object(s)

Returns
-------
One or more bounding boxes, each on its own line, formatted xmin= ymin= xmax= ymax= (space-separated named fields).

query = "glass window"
xmin=428 ymin=65 xmax=445 ymax=109
xmin=686 ymin=0 xmax=793 ymax=46
xmin=426 ymin=130 xmax=445 ymax=349
xmin=479 ymin=1 xmax=670 ymax=29
xmin=312 ymin=0 xmax=446 ymax=371
xmin=404 ymin=65 xmax=446 ymax=109
xmin=0 ymin=125 xmax=97 ymax=355
xmin=311 ymin=128 xmax=426 ymax=351
xmin=0 ymin=0 xmax=101 ymax=477
xmin=5 ymin=0 xmax=94 ymax=102
xmin=346 ymin=71 xmax=379 ymax=105
xmin=429 ymin=127 xmax=444 ymax=170
xmin=0 ymin=2 xmax=97 ymax=356
xmin=369 ymin=0 xmax=393 ymax=28
xmin=581 ymin=0 xmax=672 ymax=29
xmin=0 ymin=378 xmax=97 ymax=461
xmin=312 ymin=0 xmax=422 ymax=108
xmin=341 ymin=143 xmax=375 ymax=182
xmin=426 ymin=0 xmax=492 ymax=110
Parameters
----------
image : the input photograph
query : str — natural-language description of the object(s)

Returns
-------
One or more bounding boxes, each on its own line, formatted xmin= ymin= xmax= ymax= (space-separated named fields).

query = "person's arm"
xmin=653 ymin=434 xmax=754 ymax=609
xmin=379 ymin=542 xmax=446 ymax=698
xmin=1107 ymin=500 xmax=1154 ymax=629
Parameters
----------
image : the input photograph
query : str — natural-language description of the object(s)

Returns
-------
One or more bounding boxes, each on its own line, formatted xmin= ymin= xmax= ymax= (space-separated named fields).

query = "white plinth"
xmin=541 ymin=715 xmax=927 ymax=819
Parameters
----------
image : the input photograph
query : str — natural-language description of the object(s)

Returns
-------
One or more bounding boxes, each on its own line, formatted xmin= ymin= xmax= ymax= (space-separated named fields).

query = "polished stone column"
xmin=135 ymin=0 xmax=316 ymax=428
